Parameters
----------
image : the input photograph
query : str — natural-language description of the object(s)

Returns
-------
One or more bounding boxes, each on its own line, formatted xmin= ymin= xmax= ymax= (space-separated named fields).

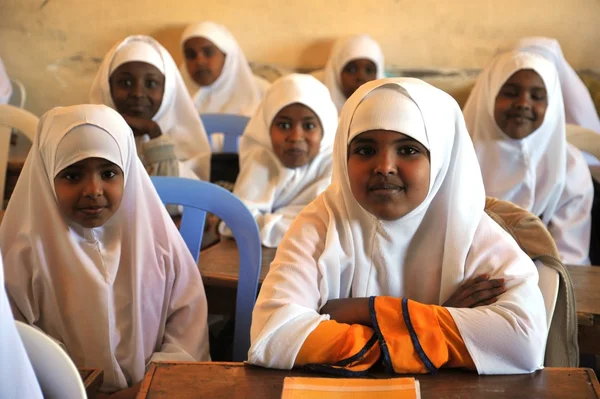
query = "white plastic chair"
xmin=536 ymin=263 xmax=560 ymax=331
xmin=8 ymin=78 xmax=26 ymax=109
xmin=0 ymin=104 xmax=38 ymax=208
xmin=15 ymin=321 xmax=86 ymax=399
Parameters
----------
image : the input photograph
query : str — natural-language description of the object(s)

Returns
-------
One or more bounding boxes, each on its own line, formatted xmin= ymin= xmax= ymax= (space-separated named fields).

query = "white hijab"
xmin=180 ymin=22 xmax=265 ymax=116
xmin=224 ymin=73 xmax=337 ymax=247
xmin=90 ymin=35 xmax=211 ymax=180
xmin=321 ymin=35 xmax=385 ymax=113
xmin=0 ymin=104 xmax=209 ymax=392
xmin=463 ymin=51 xmax=565 ymax=224
xmin=0 ymin=57 xmax=12 ymax=105
xmin=0 ymin=255 xmax=43 ymax=399
xmin=249 ymin=78 xmax=546 ymax=374
xmin=496 ymin=37 xmax=600 ymax=134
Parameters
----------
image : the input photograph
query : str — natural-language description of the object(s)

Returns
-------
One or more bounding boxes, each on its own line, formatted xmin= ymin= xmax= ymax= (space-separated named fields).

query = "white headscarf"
xmin=90 ymin=35 xmax=211 ymax=180
xmin=180 ymin=22 xmax=266 ymax=116
xmin=496 ymin=37 xmax=600 ymax=134
xmin=321 ymin=35 xmax=385 ymax=113
xmin=464 ymin=51 xmax=566 ymax=224
xmin=0 ymin=255 xmax=43 ymax=399
xmin=0 ymin=104 xmax=210 ymax=393
xmin=0 ymin=57 xmax=12 ymax=105
xmin=249 ymin=78 xmax=546 ymax=374
xmin=224 ymin=73 xmax=338 ymax=247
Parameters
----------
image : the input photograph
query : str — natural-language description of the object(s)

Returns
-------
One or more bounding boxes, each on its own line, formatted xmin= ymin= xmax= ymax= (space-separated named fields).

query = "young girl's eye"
xmin=118 ymin=79 xmax=132 ymax=88
xmin=277 ymin=122 xmax=291 ymax=130
xmin=366 ymin=66 xmax=377 ymax=75
xmin=60 ymin=172 xmax=80 ymax=182
xmin=499 ymin=87 xmax=518 ymax=98
xmin=531 ymin=90 xmax=547 ymax=101
xmin=398 ymin=146 xmax=419 ymax=156
xmin=146 ymin=80 xmax=159 ymax=89
xmin=343 ymin=64 xmax=358 ymax=74
xmin=354 ymin=147 xmax=375 ymax=156
xmin=184 ymin=49 xmax=196 ymax=60
xmin=203 ymin=48 xmax=215 ymax=58
xmin=303 ymin=122 xmax=316 ymax=130
xmin=101 ymin=170 xmax=118 ymax=180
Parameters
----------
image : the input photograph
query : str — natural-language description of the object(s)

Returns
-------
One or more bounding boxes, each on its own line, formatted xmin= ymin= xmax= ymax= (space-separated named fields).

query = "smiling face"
xmin=269 ymin=103 xmax=323 ymax=168
xmin=183 ymin=37 xmax=226 ymax=87
xmin=340 ymin=58 xmax=378 ymax=99
xmin=494 ymin=69 xmax=548 ymax=140
xmin=347 ymin=130 xmax=430 ymax=220
xmin=54 ymin=157 xmax=124 ymax=228
xmin=109 ymin=61 xmax=165 ymax=120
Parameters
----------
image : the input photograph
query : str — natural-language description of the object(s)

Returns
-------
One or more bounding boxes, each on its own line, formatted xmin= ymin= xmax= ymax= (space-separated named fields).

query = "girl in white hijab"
xmin=219 ymin=74 xmax=338 ymax=248
xmin=313 ymin=35 xmax=385 ymax=113
xmin=248 ymin=78 xmax=547 ymax=375
xmin=0 ymin=57 xmax=12 ymax=104
xmin=90 ymin=35 xmax=211 ymax=181
xmin=1 ymin=104 xmax=210 ymax=395
xmin=180 ymin=21 xmax=270 ymax=116
xmin=463 ymin=50 xmax=593 ymax=265
xmin=497 ymin=37 xmax=600 ymax=134
xmin=0 ymin=254 xmax=43 ymax=399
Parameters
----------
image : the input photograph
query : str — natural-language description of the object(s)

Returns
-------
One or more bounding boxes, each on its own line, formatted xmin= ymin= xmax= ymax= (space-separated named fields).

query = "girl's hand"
xmin=443 ymin=274 xmax=507 ymax=308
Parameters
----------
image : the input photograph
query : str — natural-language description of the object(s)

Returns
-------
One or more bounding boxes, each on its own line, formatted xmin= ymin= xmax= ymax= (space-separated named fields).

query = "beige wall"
xmin=2 ymin=0 xmax=600 ymax=116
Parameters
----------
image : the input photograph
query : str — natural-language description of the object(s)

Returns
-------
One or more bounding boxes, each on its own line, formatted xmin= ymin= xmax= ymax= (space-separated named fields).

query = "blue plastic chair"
xmin=200 ymin=113 xmax=250 ymax=153
xmin=151 ymin=176 xmax=262 ymax=361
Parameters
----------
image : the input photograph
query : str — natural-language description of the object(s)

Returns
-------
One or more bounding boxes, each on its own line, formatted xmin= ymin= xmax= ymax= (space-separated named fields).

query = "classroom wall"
xmin=2 ymin=0 xmax=600 ymax=116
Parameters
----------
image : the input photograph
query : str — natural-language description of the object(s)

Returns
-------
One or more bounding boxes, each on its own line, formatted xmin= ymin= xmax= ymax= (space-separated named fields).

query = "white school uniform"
xmin=248 ymin=78 xmax=547 ymax=374
xmin=0 ymin=254 xmax=43 ymax=398
xmin=180 ymin=22 xmax=269 ymax=116
xmin=0 ymin=57 xmax=12 ymax=104
xmin=0 ymin=104 xmax=210 ymax=393
xmin=463 ymin=50 xmax=593 ymax=265
xmin=90 ymin=35 xmax=212 ymax=181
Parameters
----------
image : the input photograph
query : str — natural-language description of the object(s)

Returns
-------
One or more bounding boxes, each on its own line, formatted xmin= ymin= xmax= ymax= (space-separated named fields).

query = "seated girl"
xmin=248 ymin=78 xmax=547 ymax=375
xmin=313 ymin=34 xmax=384 ymax=113
xmin=90 ymin=35 xmax=211 ymax=181
xmin=1 ymin=104 xmax=210 ymax=397
xmin=219 ymin=74 xmax=337 ymax=248
xmin=463 ymin=50 xmax=593 ymax=265
xmin=180 ymin=21 xmax=270 ymax=116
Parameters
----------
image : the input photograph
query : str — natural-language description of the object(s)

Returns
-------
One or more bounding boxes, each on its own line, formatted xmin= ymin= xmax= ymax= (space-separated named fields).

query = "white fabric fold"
xmin=0 ymin=57 xmax=12 ymax=105
xmin=220 ymin=73 xmax=338 ymax=247
xmin=180 ymin=21 xmax=269 ymax=116
xmin=0 ymin=104 xmax=210 ymax=393
xmin=463 ymin=50 xmax=593 ymax=265
xmin=0 ymin=254 xmax=43 ymax=399
xmin=90 ymin=35 xmax=211 ymax=180
xmin=248 ymin=78 xmax=547 ymax=374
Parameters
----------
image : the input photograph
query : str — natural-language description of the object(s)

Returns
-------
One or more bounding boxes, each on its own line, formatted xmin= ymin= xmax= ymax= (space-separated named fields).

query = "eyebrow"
xmin=503 ymin=83 xmax=546 ymax=91
xmin=350 ymin=137 xmax=420 ymax=145
xmin=274 ymin=115 xmax=317 ymax=121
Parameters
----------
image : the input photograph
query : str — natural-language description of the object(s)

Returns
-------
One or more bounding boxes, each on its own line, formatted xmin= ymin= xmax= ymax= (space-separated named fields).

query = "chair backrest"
xmin=200 ymin=113 xmax=250 ymax=153
xmin=15 ymin=321 xmax=86 ymax=399
xmin=8 ymin=78 xmax=26 ymax=109
xmin=151 ymin=176 xmax=262 ymax=361
xmin=0 ymin=105 xmax=38 ymax=207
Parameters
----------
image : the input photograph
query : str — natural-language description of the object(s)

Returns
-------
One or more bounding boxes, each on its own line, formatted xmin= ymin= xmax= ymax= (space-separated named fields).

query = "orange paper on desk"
xmin=281 ymin=376 xmax=420 ymax=399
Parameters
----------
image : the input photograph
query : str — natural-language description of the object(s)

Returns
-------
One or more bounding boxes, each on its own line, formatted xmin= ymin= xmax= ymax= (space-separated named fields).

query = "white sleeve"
xmin=448 ymin=214 xmax=548 ymax=374
xmin=548 ymin=145 xmax=593 ymax=265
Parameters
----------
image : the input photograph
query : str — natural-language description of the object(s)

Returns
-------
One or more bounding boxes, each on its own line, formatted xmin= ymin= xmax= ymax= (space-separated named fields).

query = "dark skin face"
xmin=54 ymin=158 xmax=124 ymax=229
xmin=494 ymin=69 xmax=548 ymax=140
xmin=269 ymin=103 xmax=323 ymax=169
xmin=183 ymin=37 xmax=226 ymax=87
xmin=109 ymin=61 xmax=165 ymax=138
xmin=340 ymin=58 xmax=378 ymax=99
xmin=347 ymin=130 xmax=430 ymax=221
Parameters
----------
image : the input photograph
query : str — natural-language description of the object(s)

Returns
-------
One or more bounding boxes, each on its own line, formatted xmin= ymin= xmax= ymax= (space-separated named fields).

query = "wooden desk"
xmin=568 ymin=265 xmax=600 ymax=358
xmin=78 ymin=368 xmax=104 ymax=399
xmin=199 ymin=239 xmax=275 ymax=289
xmin=137 ymin=362 xmax=600 ymax=399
